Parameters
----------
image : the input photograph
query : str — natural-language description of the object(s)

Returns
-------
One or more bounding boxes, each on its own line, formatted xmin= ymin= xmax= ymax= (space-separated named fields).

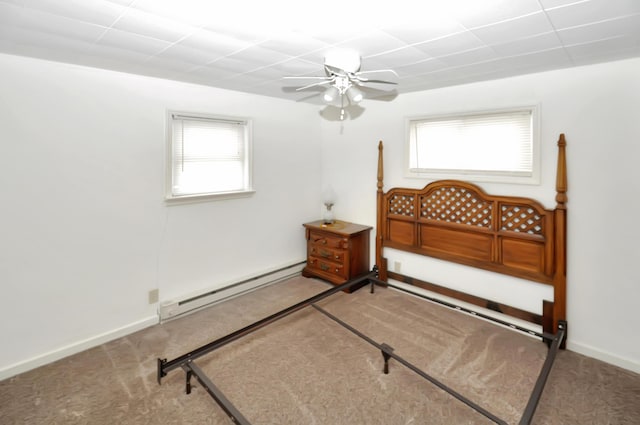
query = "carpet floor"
xmin=1 ymin=276 xmax=639 ymax=424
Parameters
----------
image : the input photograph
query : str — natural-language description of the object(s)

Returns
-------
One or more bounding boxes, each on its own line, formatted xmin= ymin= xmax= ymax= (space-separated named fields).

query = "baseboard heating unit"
xmin=159 ymin=261 xmax=306 ymax=322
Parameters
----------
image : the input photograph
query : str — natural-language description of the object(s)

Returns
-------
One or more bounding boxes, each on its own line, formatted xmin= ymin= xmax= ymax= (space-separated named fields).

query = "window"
xmin=167 ymin=112 xmax=253 ymax=202
xmin=406 ymin=106 xmax=539 ymax=184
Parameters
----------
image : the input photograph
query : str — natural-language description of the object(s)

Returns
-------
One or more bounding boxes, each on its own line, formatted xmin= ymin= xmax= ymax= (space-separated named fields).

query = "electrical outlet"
xmin=148 ymin=289 xmax=159 ymax=304
xmin=394 ymin=261 xmax=401 ymax=272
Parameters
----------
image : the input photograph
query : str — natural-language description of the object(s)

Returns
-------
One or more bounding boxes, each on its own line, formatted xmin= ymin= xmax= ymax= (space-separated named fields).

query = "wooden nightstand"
xmin=302 ymin=220 xmax=372 ymax=292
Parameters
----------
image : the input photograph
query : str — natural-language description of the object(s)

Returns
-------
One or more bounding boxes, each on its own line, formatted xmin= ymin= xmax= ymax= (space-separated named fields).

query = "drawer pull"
xmin=320 ymin=263 xmax=330 ymax=271
xmin=320 ymin=250 xmax=331 ymax=258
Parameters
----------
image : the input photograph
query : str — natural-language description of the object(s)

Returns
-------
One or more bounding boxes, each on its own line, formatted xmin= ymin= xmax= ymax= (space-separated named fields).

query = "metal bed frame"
xmin=157 ymin=268 xmax=566 ymax=425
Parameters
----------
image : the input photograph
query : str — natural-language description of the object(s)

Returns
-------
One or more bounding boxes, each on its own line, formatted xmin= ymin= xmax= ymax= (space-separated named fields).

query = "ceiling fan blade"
xmin=282 ymin=75 xmax=330 ymax=80
xmin=295 ymin=80 xmax=333 ymax=91
xmin=355 ymin=79 xmax=398 ymax=85
xmin=355 ymin=69 xmax=399 ymax=77
xmin=354 ymin=69 xmax=399 ymax=84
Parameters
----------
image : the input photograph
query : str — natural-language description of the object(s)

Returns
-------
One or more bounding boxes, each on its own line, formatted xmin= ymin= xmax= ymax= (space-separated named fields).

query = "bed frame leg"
xmin=370 ymin=266 xmax=378 ymax=293
xmin=380 ymin=343 xmax=394 ymax=374
xmin=157 ymin=358 xmax=167 ymax=385
xmin=185 ymin=369 xmax=193 ymax=395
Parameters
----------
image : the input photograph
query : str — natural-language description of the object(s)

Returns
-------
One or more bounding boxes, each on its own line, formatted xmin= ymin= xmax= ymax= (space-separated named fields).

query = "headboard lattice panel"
xmin=419 ymin=186 xmax=492 ymax=228
xmin=388 ymin=194 xmax=415 ymax=217
xmin=500 ymin=205 xmax=544 ymax=235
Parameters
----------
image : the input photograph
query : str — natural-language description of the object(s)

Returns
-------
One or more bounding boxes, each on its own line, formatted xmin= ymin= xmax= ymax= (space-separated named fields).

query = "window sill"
xmin=165 ymin=189 xmax=256 ymax=205
xmin=406 ymin=170 xmax=539 ymax=185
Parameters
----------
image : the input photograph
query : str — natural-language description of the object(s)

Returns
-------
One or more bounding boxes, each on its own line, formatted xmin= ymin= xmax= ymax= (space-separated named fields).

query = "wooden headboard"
xmin=375 ymin=135 xmax=567 ymax=334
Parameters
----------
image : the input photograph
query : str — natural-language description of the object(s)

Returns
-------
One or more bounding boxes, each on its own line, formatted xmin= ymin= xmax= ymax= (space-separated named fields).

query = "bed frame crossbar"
xmin=157 ymin=270 xmax=565 ymax=425
xmin=312 ymin=303 xmax=508 ymax=425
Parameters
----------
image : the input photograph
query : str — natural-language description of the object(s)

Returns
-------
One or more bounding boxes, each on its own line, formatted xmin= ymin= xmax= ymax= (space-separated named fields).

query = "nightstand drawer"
xmin=307 ymin=231 xmax=348 ymax=250
xmin=308 ymin=244 xmax=346 ymax=264
xmin=306 ymin=256 xmax=347 ymax=280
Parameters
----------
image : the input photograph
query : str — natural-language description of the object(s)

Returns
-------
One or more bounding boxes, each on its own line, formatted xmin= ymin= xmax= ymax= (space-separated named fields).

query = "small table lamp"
xmin=323 ymin=186 xmax=336 ymax=225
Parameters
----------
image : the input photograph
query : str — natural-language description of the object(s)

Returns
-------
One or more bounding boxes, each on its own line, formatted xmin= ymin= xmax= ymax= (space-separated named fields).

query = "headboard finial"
xmin=556 ymin=134 xmax=568 ymax=208
xmin=377 ymin=141 xmax=384 ymax=192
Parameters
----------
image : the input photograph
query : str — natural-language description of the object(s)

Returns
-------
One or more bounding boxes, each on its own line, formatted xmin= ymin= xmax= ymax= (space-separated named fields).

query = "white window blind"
xmin=169 ymin=113 xmax=252 ymax=200
xmin=408 ymin=108 xmax=537 ymax=183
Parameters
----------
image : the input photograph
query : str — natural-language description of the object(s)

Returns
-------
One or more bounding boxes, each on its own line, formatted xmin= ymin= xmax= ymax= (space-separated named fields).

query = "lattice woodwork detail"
xmin=420 ymin=187 xmax=492 ymax=228
xmin=388 ymin=194 xmax=415 ymax=217
xmin=500 ymin=205 xmax=544 ymax=235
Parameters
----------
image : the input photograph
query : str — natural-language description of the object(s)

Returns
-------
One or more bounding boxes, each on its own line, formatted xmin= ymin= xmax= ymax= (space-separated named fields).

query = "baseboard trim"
xmin=567 ymin=341 xmax=640 ymax=374
xmin=0 ymin=316 xmax=158 ymax=381
xmin=159 ymin=261 xmax=306 ymax=321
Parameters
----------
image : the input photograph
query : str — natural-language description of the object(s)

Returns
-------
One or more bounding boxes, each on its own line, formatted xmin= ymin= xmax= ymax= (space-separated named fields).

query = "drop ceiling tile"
xmin=245 ymin=67 xmax=289 ymax=82
xmin=394 ymin=58 xmax=449 ymax=78
xmin=153 ymin=44 xmax=218 ymax=66
xmin=178 ymin=29 xmax=252 ymax=55
xmin=366 ymin=45 xmax=435 ymax=68
xmin=381 ymin=15 xmax=468 ymax=45
xmin=186 ymin=65 xmax=239 ymax=82
xmin=490 ymin=31 xmax=563 ymax=56
xmin=545 ymin=0 xmax=640 ymax=29
xmin=0 ymin=3 xmax=106 ymax=44
xmin=438 ymin=46 xmax=499 ymax=67
xmin=447 ymin=0 xmax=543 ymax=29
xmin=496 ymin=47 xmax=573 ymax=70
xmin=129 ymin=0 xmax=211 ymax=27
xmin=220 ymin=45 xmax=292 ymax=69
xmin=334 ymin=30 xmax=409 ymax=57
xmin=104 ymin=0 xmax=135 ymax=5
xmin=21 ymin=0 xmax=127 ymax=27
xmin=414 ymin=31 xmax=487 ymax=58
xmin=98 ymin=28 xmax=172 ymax=55
xmin=471 ymin=11 xmax=555 ymax=45
xmin=566 ymin=36 xmax=640 ymax=62
xmin=112 ymin=7 xmax=195 ymax=43
xmin=215 ymin=73 xmax=268 ymax=90
xmin=556 ymin=14 xmax=640 ymax=45
xmin=142 ymin=54 xmax=204 ymax=73
xmin=538 ymin=0 xmax=585 ymax=9
xmin=0 ymin=25 xmax=98 ymax=62
xmin=86 ymin=42 xmax=158 ymax=65
xmin=258 ymin=32 xmax=330 ymax=57
xmin=269 ymin=58 xmax=323 ymax=76
xmin=199 ymin=20 xmax=277 ymax=44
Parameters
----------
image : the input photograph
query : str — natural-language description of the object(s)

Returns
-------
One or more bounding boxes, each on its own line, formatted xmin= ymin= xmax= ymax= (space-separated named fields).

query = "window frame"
xmin=405 ymin=105 xmax=540 ymax=185
xmin=165 ymin=110 xmax=254 ymax=204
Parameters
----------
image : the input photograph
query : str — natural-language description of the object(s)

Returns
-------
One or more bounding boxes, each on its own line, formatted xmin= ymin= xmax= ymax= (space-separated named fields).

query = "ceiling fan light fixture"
xmin=347 ymin=86 xmax=364 ymax=103
xmin=323 ymin=86 xmax=339 ymax=103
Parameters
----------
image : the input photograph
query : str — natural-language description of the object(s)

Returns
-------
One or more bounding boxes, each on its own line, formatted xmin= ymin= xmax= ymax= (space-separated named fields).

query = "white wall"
xmin=0 ymin=53 xmax=323 ymax=378
xmin=320 ymin=58 xmax=640 ymax=373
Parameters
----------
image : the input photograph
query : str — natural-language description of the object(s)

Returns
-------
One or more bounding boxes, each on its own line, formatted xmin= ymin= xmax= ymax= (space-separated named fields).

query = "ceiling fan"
xmin=284 ymin=49 xmax=399 ymax=120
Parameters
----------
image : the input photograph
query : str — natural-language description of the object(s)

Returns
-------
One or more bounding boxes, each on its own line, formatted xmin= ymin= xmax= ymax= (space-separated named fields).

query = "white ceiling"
xmin=1 ymin=0 xmax=639 ymax=103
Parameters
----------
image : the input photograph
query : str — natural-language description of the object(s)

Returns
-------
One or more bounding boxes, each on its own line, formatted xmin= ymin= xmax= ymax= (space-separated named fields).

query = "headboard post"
xmin=376 ymin=141 xmax=388 ymax=280
xmin=553 ymin=134 xmax=568 ymax=333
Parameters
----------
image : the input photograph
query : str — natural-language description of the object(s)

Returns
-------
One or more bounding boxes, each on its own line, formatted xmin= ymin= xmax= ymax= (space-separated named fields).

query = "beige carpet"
xmin=1 ymin=276 xmax=639 ymax=424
